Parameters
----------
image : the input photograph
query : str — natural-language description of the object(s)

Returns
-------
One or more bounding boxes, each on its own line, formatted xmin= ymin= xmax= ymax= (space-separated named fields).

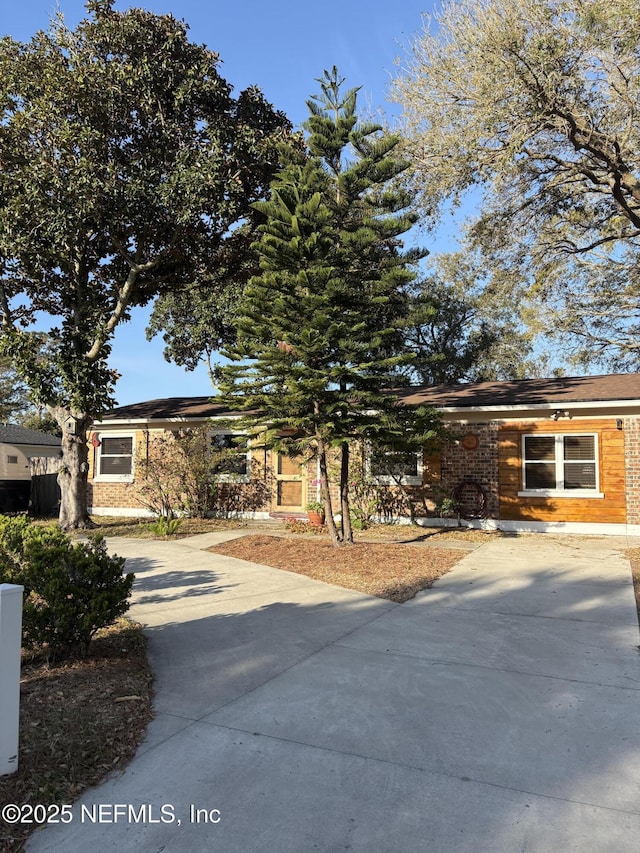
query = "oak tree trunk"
xmin=51 ymin=408 xmax=95 ymax=530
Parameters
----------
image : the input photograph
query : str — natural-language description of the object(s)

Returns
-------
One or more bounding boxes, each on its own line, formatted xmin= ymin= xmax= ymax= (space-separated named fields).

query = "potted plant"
xmin=306 ymin=500 xmax=325 ymax=526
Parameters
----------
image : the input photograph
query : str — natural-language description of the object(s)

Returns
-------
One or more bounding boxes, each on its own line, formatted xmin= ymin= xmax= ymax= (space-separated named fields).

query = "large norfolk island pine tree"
xmin=218 ymin=68 xmax=441 ymax=545
xmin=0 ymin=0 xmax=290 ymax=529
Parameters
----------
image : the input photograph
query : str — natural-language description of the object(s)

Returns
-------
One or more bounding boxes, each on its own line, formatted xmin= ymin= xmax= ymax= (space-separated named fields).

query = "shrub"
xmin=131 ymin=427 xmax=246 ymax=520
xmin=0 ymin=517 xmax=134 ymax=659
xmin=344 ymin=448 xmax=411 ymax=526
xmin=148 ymin=516 xmax=182 ymax=536
xmin=282 ymin=517 xmax=326 ymax=535
xmin=208 ymin=459 xmax=272 ymax=518
xmin=0 ymin=514 xmax=34 ymax=582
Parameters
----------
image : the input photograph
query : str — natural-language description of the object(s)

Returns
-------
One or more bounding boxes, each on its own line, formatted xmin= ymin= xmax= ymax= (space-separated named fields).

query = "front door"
xmin=273 ymin=452 xmax=306 ymax=513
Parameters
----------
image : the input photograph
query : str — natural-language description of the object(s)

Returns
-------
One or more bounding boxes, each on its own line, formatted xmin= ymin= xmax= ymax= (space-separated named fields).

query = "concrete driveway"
xmin=27 ymin=532 xmax=640 ymax=852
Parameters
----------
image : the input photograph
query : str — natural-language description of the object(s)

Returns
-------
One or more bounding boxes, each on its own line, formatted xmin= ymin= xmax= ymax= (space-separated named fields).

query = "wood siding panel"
xmin=277 ymin=454 xmax=302 ymax=477
xmin=277 ymin=481 xmax=302 ymax=507
xmin=498 ymin=420 xmax=626 ymax=523
xmin=423 ymin=451 xmax=441 ymax=484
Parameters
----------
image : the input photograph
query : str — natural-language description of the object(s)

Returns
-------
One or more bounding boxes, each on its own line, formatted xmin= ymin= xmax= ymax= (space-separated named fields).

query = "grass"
xmin=81 ymin=514 xmax=490 ymax=542
xmin=0 ymin=619 xmax=153 ymax=853
xmin=80 ymin=515 xmax=252 ymax=539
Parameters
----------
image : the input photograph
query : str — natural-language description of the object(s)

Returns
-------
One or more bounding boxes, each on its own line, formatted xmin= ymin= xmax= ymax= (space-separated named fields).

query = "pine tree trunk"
xmin=51 ymin=408 xmax=95 ymax=530
xmin=316 ymin=435 xmax=341 ymax=546
xmin=339 ymin=442 xmax=354 ymax=544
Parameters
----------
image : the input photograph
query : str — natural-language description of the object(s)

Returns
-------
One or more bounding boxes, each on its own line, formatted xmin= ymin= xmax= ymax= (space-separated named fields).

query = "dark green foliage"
xmin=18 ymin=410 xmax=62 ymax=437
xmin=0 ymin=515 xmax=33 ymax=581
xmin=0 ymin=516 xmax=133 ymax=658
xmin=0 ymin=1 xmax=291 ymax=527
xmin=0 ymin=355 xmax=31 ymax=423
xmin=399 ymin=254 xmax=537 ymax=384
xmin=146 ymin=222 xmax=260 ymax=376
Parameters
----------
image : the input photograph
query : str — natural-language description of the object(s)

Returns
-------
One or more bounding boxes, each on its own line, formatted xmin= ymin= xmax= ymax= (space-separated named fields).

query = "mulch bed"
xmin=0 ymin=621 xmax=153 ymax=853
xmin=209 ymin=534 xmax=465 ymax=602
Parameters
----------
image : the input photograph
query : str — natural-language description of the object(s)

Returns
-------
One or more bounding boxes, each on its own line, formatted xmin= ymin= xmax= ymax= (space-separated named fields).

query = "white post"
xmin=0 ymin=583 xmax=23 ymax=776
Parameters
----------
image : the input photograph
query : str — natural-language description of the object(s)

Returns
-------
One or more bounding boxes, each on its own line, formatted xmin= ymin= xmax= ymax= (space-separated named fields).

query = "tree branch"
xmin=0 ymin=279 xmax=14 ymax=330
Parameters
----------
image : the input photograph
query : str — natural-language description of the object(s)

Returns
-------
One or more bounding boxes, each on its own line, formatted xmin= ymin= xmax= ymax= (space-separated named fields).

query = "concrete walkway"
xmin=27 ymin=532 xmax=640 ymax=852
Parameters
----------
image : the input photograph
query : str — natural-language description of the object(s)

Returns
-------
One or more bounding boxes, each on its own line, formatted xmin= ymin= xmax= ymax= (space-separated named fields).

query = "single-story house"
xmin=87 ymin=372 xmax=640 ymax=536
xmin=0 ymin=424 xmax=62 ymax=513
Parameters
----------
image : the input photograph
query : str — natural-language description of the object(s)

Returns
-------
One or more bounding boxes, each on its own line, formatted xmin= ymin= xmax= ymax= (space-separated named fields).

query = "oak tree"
xmin=393 ymin=0 xmax=640 ymax=368
xmin=400 ymin=253 xmax=539 ymax=384
xmin=0 ymin=356 xmax=30 ymax=423
xmin=0 ymin=0 xmax=290 ymax=528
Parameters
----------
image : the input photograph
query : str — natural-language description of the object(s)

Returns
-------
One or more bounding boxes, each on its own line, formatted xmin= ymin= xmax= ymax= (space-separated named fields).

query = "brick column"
xmin=440 ymin=423 xmax=500 ymax=519
xmin=624 ymin=417 xmax=640 ymax=524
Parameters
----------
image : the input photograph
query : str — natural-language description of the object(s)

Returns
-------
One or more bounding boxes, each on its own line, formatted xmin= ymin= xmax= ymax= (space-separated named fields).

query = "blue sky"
xmin=3 ymin=1 xmax=453 ymax=405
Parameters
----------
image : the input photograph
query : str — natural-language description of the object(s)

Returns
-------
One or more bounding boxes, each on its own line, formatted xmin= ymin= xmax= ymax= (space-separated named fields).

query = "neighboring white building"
xmin=0 ymin=424 xmax=61 ymax=513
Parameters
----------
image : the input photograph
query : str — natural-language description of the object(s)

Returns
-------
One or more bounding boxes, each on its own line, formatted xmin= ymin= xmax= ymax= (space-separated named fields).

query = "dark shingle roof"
xmin=101 ymin=397 xmax=242 ymax=421
xmin=100 ymin=373 xmax=640 ymax=423
xmin=0 ymin=424 xmax=61 ymax=447
xmin=393 ymin=373 xmax=640 ymax=408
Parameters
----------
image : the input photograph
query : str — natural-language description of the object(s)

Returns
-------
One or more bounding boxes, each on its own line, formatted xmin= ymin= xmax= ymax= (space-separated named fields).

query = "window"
xmin=369 ymin=448 xmax=422 ymax=485
xmin=520 ymin=433 xmax=601 ymax=496
xmin=210 ymin=432 xmax=249 ymax=481
xmin=96 ymin=435 xmax=134 ymax=480
xmin=7 ymin=455 xmax=18 ymax=464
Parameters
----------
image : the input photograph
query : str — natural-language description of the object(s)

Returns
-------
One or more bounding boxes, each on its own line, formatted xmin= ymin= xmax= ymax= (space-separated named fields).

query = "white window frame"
xmin=368 ymin=447 xmax=423 ymax=486
xmin=209 ymin=429 xmax=250 ymax=483
xmin=94 ymin=432 xmax=135 ymax=483
xmin=518 ymin=432 xmax=603 ymax=498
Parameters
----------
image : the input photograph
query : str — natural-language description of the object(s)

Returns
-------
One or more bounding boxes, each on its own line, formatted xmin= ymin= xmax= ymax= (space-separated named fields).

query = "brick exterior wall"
xmin=87 ymin=415 xmax=640 ymax=526
xmin=87 ymin=480 xmax=145 ymax=511
xmin=87 ymin=429 xmax=150 ymax=513
xmin=625 ymin=416 xmax=640 ymax=525
xmin=88 ymin=428 xmax=274 ymax=516
xmin=86 ymin=425 xmax=504 ymax=520
xmin=438 ymin=423 xmax=500 ymax=519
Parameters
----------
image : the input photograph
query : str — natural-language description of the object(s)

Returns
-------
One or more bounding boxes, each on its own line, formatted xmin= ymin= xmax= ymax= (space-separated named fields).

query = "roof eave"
xmin=437 ymin=398 xmax=640 ymax=415
xmin=92 ymin=413 xmax=244 ymax=427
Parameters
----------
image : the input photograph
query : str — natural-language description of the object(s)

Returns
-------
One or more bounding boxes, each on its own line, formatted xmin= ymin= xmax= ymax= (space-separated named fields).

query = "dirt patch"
xmin=209 ymin=534 xmax=466 ymax=603
xmin=0 ymin=620 xmax=153 ymax=853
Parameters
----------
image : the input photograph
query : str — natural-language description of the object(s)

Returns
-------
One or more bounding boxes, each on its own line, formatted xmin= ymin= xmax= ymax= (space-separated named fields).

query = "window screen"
xmin=523 ymin=436 xmax=557 ymax=488
xmin=211 ymin=434 xmax=248 ymax=476
xmin=99 ymin=436 xmax=133 ymax=476
xmin=370 ymin=449 xmax=420 ymax=481
xmin=563 ymin=435 xmax=596 ymax=489
xmin=523 ymin=434 xmax=598 ymax=492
